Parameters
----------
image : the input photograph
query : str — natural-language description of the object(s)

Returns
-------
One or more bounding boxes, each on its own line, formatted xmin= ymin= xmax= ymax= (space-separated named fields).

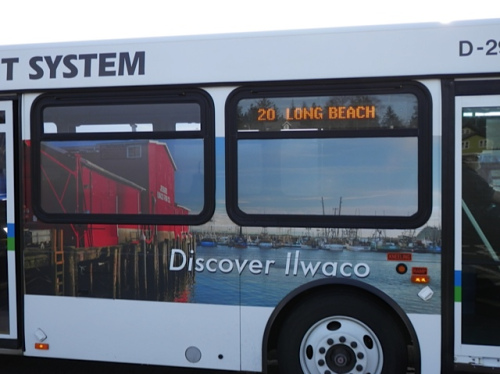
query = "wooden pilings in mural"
xmin=24 ymin=231 xmax=195 ymax=301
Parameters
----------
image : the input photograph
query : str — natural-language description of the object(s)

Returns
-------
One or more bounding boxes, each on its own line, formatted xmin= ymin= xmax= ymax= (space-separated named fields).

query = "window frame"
xmin=225 ymin=81 xmax=432 ymax=229
xmin=31 ymin=88 xmax=215 ymax=225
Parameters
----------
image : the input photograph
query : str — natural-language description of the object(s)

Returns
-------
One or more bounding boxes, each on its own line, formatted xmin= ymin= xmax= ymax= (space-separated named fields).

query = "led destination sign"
xmin=258 ymin=105 xmax=376 ymax=122
xmin=237 ymin=93 xmax=418 ymax=132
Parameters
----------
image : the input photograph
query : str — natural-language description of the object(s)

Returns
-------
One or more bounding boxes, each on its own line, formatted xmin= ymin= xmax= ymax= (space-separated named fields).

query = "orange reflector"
xmin=411 ymin=275 xmax=430 ymax=284
xmin=396 ymin=263 xmax=408 ymax=274
xmin=35 ymin=343 xmax=49 ymax=350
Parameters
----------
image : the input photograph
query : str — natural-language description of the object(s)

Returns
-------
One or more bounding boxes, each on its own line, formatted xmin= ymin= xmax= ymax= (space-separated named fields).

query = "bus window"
xmin=31 ymin=90 xmax=215 ymax=225
xmin=461 ymin=104 xmax=500 ymax=346
xmin=226 ymin=82 xmax=432 ymax=228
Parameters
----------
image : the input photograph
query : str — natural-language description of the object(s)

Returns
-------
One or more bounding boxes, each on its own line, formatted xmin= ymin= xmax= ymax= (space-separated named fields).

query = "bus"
xmin=0 ymin=18 xmax=499 ymax=374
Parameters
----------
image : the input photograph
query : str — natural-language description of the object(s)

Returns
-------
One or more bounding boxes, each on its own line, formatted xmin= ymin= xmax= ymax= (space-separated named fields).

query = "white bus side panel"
xmin=408 ymin=313 xmax=441 ymax=373
xmin=240 ymin=306 xmax=273 ymax=372
xmin=24 ymin=295 xmax=240 ymax=371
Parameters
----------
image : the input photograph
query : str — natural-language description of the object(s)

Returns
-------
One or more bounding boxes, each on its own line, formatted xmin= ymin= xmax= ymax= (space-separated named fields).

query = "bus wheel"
xmin=276 ymin=291 xmax=408 ymax=374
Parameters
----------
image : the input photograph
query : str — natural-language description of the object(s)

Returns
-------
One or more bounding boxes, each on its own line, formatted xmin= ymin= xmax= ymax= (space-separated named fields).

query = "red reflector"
xmin=387 ymin=253 xmax=412 ymax=261
xmin=35 ymin=343 xmax=49 ymax=350
xmin=412 ymin=267 xmax=428 ymax=275
xmin=411 ymin=275 xmax=430 ymax=284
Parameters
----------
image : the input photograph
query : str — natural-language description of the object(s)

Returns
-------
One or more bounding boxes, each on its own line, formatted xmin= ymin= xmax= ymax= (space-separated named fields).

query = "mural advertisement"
xmin=23 ymin=89 xmax=441 ymax=316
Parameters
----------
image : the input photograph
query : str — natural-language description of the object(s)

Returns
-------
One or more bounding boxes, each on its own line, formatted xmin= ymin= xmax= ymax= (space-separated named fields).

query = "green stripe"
xmin=7 ymin=237 xmax=15 ymax=251
xmin=454 ymin=286 xmax=462 ymax=302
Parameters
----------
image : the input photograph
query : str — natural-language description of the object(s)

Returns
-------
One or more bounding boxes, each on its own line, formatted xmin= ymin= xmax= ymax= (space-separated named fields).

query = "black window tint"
xmin=226 ymin=82 xmax=431 ymax=229
xmin=32 ymin=89 xmax=214 ymax=225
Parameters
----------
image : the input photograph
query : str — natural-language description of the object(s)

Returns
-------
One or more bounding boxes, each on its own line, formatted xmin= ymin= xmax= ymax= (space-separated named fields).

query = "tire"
xmin=277 ymin=290 xmax=409 ymax=374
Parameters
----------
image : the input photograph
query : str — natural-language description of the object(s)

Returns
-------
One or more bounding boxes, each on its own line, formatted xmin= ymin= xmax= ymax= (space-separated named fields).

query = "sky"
xmin=1 ymin=0 xmax=500 ymax=45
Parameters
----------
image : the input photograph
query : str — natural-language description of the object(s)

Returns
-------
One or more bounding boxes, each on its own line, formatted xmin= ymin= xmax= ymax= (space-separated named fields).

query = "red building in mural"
xmin=26 ymin=140 xmax=189 ymax=248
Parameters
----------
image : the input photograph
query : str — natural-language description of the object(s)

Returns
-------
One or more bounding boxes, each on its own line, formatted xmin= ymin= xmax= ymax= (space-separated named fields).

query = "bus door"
xmin=0 ymin=100 xmax=19 ymax=349
xmin=455 ymin=93 xmax=500 ymax=366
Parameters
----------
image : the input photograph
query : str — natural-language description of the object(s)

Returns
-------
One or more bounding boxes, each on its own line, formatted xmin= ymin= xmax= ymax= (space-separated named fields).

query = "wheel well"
xmin=262 ymin=279 xmax=421 ymax=373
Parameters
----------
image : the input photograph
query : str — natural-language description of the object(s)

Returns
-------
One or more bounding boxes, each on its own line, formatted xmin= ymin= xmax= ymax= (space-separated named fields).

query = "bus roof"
xmin=0 ymin=18 xmax=498 ymax=90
